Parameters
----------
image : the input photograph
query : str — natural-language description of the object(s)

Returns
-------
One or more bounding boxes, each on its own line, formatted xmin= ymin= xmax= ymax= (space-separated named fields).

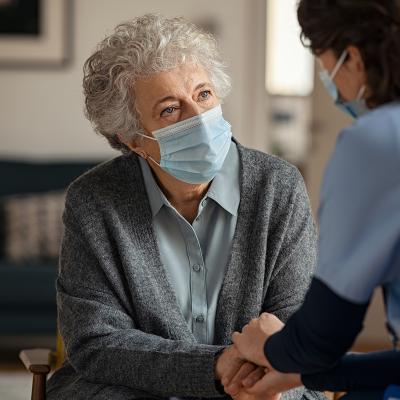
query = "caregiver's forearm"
xmin=264 ymin=278 xmax=369 ymax=374
xmin=301 ymin=350 xmax=400 ymax=391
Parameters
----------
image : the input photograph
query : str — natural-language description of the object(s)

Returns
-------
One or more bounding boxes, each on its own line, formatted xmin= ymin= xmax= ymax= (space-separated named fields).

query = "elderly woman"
xmin=46 ymin=14 xmax=324 ymax=400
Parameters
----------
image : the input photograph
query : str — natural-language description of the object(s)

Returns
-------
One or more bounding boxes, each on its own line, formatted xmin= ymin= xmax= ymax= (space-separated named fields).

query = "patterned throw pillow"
xmin=3 ymin=191 xmax=66 ymax=264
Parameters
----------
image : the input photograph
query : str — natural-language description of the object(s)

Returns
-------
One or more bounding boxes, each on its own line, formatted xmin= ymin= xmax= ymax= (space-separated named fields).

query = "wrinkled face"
xmin=136 ymin=62 xmax=219 ymax=132
xmin=128 ymin=62 xmax=220 ymax=162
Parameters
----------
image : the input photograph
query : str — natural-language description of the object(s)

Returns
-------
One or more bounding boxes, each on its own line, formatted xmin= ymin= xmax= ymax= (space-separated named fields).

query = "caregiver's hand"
xmin=232 ymin=313 xmax=284 ymax=367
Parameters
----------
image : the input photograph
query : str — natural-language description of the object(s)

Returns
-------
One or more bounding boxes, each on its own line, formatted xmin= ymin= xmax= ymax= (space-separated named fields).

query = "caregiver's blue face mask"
xmin=136 ymin=105 xmax=232 ymax=184
xmin=319 ymin=50 xmax=368 ymax=119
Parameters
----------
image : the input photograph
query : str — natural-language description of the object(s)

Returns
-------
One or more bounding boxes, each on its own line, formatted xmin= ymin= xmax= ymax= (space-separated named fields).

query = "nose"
xmin=181 ymin=101 xmax=202 ymax=120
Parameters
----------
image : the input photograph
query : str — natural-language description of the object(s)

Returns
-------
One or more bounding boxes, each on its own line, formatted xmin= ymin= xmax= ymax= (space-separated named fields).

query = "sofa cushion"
xmin=0 ymin=159 xmax=100 ymax=261
xmin=3 ymin=190 xmax=65 ymax=264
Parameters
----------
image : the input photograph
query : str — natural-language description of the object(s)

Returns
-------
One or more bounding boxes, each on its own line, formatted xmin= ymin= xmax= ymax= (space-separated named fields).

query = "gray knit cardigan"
xmin=47 ymin=144 xmax=324 ymax=400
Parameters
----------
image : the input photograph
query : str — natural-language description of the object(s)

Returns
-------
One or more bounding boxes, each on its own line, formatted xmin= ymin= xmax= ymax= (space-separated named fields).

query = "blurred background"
xmin=0 ymin=0 xmax=391 ymax=398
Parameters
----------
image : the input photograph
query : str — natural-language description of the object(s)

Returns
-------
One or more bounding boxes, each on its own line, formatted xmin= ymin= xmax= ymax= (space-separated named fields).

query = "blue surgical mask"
xmin=319 ymin=50 xmax=369 ymax=119
xmin=136 ymin=105 xmax=232 ymax=184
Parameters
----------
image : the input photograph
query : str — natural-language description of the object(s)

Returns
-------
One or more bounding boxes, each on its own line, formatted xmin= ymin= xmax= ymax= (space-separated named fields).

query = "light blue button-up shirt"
xmin=139 ymin=141 xmax=240 ymax=344
xmin=315 ymin=102 xmax=400 ymax=339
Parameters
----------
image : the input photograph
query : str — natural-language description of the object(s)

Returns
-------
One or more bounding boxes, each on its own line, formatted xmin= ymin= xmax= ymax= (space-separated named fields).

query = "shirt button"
xmin=192 ymin=264 xmax=201 ymax=272
xmin=196 ymin=314 xmax=205 ymax=323
xmin=201 ymin=199 xmax=207 ymax=207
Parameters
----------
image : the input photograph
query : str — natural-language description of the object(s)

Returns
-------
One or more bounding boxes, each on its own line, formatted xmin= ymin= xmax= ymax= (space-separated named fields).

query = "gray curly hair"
xmin=83 ymin=13 xmax=232 ymax=152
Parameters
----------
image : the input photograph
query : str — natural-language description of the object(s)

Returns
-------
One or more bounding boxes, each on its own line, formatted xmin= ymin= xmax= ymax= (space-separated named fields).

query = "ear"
xmin=117 ymin=133 xmax=148 ymax=159
xmin=346 ymin=45 xmax=365 ymax=74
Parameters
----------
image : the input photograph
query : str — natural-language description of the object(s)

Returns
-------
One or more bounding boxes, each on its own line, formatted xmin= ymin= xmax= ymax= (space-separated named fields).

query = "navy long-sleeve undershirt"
xmin=264 ymin=278 xmax=400 ymax=390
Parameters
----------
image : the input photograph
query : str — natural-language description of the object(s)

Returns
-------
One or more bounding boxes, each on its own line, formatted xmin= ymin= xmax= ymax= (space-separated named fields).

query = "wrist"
xmin=214 ymin=347 xmax=226 ymax=380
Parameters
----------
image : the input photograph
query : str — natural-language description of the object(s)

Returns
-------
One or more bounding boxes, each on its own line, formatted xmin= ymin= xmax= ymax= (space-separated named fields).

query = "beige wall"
xmin=0 ymin=0 xmax=269 ymax=160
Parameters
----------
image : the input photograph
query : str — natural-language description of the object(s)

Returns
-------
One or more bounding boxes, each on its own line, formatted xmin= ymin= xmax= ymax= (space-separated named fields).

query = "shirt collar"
xmin=206 ymin=141 xmax=240 ymax=216
xmin=139 ymin=157 xmax=168 ymax=217
xmin=139 ymin=140 xmax=240 ymax=218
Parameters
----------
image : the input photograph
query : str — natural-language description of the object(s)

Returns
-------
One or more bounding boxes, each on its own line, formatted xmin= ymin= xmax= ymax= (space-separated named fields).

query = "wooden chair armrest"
xmin=19 ymin=349 xmax=52 ymax=374
xmin=19 ymin=349 xmax=54 ymax=400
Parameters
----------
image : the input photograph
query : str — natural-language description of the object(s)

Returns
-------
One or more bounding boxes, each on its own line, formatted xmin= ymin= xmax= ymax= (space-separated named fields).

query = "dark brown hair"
xmin=297 ymin=0 xmax=400 ymax=107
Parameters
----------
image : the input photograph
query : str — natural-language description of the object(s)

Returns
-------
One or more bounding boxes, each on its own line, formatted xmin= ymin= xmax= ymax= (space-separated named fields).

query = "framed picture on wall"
xmin=0 ymin=0 xmax=70 ymax=67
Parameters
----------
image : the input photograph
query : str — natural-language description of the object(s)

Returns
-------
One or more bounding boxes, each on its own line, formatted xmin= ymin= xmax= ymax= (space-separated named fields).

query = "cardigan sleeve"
xmin=262 ymin=170 xmax=317 ymax=323
xmin=57 ymin=200 xmax=226 ymax=398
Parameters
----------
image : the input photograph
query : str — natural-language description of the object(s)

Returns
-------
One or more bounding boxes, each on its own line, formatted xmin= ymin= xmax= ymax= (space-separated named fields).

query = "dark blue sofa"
xmin=0 ymin=160 xmax=100 ymax=336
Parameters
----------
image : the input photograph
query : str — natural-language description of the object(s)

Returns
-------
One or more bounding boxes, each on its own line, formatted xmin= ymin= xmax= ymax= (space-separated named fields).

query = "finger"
xmin=242 ymin=367 xmax=265 ymax=388
xmin=225 ymin=362 xmax=256 ymax=395
xmin=220 ymin=358 xmax=245 ymax=387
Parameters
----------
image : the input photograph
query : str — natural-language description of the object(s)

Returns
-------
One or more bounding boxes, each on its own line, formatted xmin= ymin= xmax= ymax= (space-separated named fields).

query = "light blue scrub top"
xmin=139 ymin=141 xmax=240 ymax=344
xmin=315 ymin=102 xmax=400 ymax=339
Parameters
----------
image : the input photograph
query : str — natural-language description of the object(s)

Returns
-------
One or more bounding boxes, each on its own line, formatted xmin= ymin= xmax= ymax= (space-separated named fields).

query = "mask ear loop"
xmin=135 ymin=132 xmax=158 ymax=141
xmin=330 ymin=50 xmax=367 ymax=103
xmin=356 ymin=84 xmax=366 ymax=101
xmin=134 ymin=132 xmax=162 ymax=167
xmin=329 ymin=49 xmax=348 ymax=80
xmin=146 ymin=156 xmax=162 ymax=168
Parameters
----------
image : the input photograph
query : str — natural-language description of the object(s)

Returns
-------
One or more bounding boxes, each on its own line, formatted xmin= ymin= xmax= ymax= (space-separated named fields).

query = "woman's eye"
xmin=199 ymin=90 xmax=211 ymax=101
xmin=161 ymin=106 xmax=177 ymax=116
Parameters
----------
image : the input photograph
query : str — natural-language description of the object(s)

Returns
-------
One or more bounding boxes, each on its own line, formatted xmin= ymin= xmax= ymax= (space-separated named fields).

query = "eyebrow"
xmin=152 ymin=82 xmax=211 ymax=111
